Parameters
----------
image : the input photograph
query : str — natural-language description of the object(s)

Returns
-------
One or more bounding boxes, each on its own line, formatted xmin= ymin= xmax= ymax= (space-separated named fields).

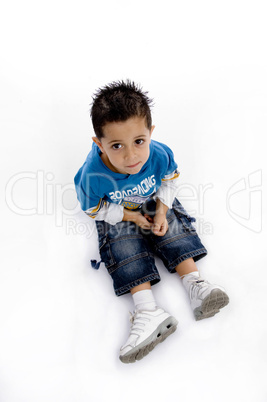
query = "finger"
xmin=143 ymin=214 xmax=153 ymax=223
xmin=153 ymin=220 xmax=168 ymax=236
xmin=140 ymin=217 xmax=153 ymax=229
xmin=142 ymin=223 xmax=153 ymax=229
xmin=161 ymin=221 xmax=169 ymax=235
xmin=152 ymin=222 xmax=162 ymax=235
xmin=154 ymin=227 xmax=165 ymax=236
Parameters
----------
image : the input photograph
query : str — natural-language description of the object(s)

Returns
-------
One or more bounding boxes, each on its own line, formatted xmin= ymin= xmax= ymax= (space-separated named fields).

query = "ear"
xmin=149 ymin=125 xmax=155 ymax=141
xmin=92 ymin=136 xmax=105 ymax=153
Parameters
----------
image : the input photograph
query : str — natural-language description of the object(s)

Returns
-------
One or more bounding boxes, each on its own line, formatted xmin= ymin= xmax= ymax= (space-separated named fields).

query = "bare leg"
xmin=175 ymin=257 xmax=198 ymax=277
xmin=130 ymin=281 xmax=151 ymax=295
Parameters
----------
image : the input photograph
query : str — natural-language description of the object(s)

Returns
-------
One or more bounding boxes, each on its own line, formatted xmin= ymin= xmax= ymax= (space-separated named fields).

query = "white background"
xmin=1 ymin=1 xmax=267 ymax=401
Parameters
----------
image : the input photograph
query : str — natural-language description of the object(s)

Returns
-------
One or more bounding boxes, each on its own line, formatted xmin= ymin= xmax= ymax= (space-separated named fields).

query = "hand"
xmin=151 ymin=212 xmax=168 ymax=236
xmin=123 ymin=209 xmax=153 ymax=230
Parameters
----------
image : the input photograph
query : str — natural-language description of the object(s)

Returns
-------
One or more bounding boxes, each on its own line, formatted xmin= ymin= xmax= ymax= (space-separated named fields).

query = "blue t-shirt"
xmin=74 ymin=140 xmax=178 ymax=212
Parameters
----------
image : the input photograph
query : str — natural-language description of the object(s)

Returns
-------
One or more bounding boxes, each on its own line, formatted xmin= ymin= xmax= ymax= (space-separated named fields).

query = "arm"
xmin=151 ymin=169 xmax=180 ymax=236
xmin=86 ymin=201 xmax=153 ymax=229
xmin=151 ymin=198 xmax=169 ymax=236
xmin=85 ymin=200 xmax=124 ymax=225
xmin=154 ymin=169 xmax=180 ymax=209
xmin=122 ymin=208 xmax=153 ymax=230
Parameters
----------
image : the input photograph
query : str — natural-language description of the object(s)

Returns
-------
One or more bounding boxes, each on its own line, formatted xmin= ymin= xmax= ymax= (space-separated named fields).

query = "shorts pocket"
xmin=172 ymin=199 xmax=197 ymax=233
xmin=99 ymin=236 xmax=116 ymax=269
xmin=177 ymin=215 xmax=197 ymax=233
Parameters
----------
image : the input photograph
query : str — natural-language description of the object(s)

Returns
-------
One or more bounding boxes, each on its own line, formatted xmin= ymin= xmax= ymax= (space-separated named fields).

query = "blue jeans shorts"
xmin=94 ymin=198 xmax=207 ymax=296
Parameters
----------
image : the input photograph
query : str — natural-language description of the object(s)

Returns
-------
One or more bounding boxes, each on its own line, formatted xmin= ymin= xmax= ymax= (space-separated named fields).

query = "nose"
xmin=124 ymin=146 xmax=136 ymax=163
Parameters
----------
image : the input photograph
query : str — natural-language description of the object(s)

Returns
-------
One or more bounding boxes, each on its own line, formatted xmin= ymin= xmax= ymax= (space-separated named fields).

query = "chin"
xmin=127 ymin=167 xmax=142 ymax=175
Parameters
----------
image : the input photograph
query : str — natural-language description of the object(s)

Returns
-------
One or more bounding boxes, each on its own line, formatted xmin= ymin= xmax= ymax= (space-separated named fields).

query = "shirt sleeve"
xmin=154 ymin=169 xmax=180 ymax=209
xmin=75 ymin=168 xmax=124 ymax=225
xmin=84 ymin=200 xmax=124 ymax=225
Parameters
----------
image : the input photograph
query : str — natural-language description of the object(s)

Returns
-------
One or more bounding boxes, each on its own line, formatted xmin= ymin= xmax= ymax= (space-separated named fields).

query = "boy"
xmin=74 ymin=80 xmax=229 ymax=364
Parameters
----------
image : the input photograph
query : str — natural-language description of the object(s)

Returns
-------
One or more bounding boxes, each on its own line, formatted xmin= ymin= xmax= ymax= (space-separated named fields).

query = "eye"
xmin=112 ymin=143 xmax=122 ymax=150
xmin=135 ymin=139 xmax=144 ymax=145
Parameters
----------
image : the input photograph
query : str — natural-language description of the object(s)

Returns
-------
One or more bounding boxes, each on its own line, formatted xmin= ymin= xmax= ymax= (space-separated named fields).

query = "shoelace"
xmin=187 ymin=278 xmax=210 ymax=300
xmin=128 ymin=311 xmax=151 ymax=336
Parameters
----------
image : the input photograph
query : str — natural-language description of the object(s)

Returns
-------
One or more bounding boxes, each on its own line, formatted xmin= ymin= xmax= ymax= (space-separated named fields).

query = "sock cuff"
xmin=132 ymin=289 xmax=155 ymax=306
xmin=181 ymin=271 xmax=199 ymax=280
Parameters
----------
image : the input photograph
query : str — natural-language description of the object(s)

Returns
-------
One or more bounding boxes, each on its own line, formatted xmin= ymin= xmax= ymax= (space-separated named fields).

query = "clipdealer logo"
xmin=5 ymin=169 xmax=263 ymax=237
xmin=4 ymin=170 xmax=214 ymax=238
xmin=5 ymin=171 xmax=80 ymax=227
xmin=226 ymin=170 xmax=263 ymax=233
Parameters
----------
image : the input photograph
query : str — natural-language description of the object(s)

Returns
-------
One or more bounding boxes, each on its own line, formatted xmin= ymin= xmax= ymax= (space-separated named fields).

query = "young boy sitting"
xmin=74 ymin=80 xmax=229 ymax=363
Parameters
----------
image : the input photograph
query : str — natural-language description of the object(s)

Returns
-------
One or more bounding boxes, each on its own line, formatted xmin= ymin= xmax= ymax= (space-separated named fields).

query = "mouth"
xmin=126 ymin=162 xmax=141 ymax=169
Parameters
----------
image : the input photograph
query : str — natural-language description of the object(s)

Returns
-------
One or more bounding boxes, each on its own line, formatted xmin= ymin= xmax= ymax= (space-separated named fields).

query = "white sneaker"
xmin=119 ymin=307 xmax=178 ymax=363
xmin=182 ymin=274 xmax=229 ymax=321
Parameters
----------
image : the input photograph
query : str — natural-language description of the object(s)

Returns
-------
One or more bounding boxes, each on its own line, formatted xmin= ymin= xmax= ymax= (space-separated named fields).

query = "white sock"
xmin=132 ymin=289 xmax=157 ymax=311
xmin=183 ymin=271 xmax=199 ymax=279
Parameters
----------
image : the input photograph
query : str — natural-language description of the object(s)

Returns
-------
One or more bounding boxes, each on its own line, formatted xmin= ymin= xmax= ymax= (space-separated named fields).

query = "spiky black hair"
xmin=90 ymin=80 xmax=153 ymax=138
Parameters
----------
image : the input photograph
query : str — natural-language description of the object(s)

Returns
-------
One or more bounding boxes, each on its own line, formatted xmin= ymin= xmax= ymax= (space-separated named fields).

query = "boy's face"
xmin=92 ymin=116 xmax=155 ymax=175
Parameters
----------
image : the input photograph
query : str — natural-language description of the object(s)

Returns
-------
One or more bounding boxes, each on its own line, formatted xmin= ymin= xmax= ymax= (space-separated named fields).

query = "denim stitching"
xmin=107 ymin=252 xmax=152 ymax=274
xmin=109 ymin=234 xmax=144 ymax=244
xmin=167 ymin=248 xmax=208 ymax=272
xmin=153 ymin=232 xmax=197 ymax=250
xmin=115 ymin=273 xmax=161 ymax=296
xmin=100 ymin=241 xmax=115 ymax=268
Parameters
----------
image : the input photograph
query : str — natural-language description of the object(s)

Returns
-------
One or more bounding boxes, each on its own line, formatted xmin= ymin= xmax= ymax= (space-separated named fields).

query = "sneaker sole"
xmin=119 ymin=316 xmax=178 ymax=364
xmin=194 ymin=289 xmax=229 ymax=321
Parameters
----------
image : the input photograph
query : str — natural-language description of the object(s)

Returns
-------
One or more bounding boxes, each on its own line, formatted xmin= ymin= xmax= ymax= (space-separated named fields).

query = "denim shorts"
xmin=94 ymin=198 xmax=207 ymax=296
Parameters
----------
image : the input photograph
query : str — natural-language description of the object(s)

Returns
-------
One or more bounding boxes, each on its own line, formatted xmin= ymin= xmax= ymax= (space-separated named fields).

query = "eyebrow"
xmin=107 ymin=135 xmax=146 ymax=145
